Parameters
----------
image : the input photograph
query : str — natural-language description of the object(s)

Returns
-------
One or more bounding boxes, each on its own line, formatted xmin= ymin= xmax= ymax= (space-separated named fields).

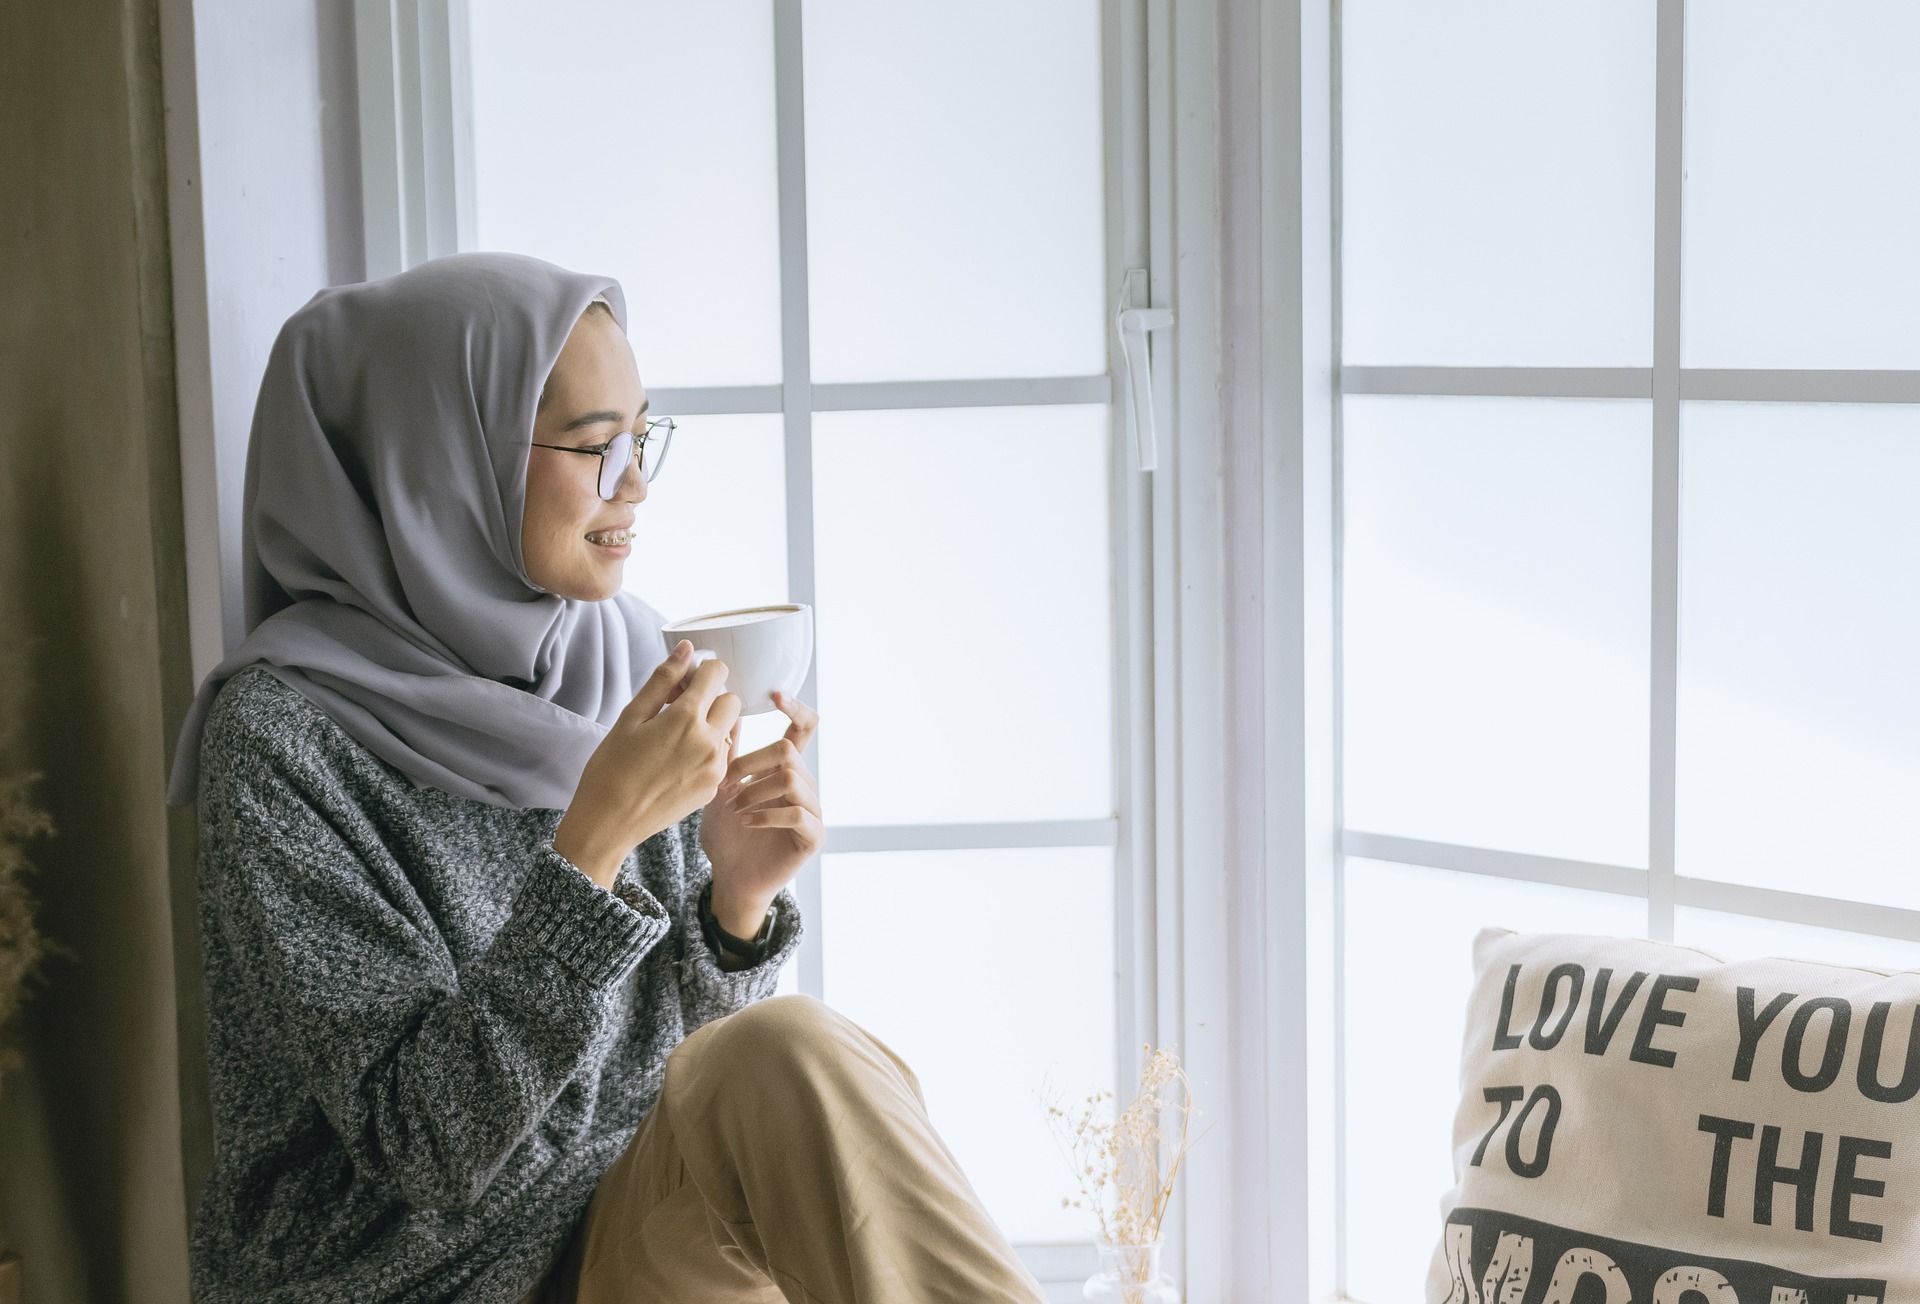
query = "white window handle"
xmin=1117 ymin=270 xmax=1174 ymax=473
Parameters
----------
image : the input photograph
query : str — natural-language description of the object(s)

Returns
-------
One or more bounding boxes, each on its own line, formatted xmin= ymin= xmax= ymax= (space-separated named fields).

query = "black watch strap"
xmin=699 ymin=883 xmax=777 ymax=964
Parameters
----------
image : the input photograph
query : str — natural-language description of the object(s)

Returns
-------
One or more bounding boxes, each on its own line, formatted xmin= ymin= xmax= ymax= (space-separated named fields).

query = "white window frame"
xmin=1331 ymin=2 xmax=1920 ymax=1299
xmin=165 ymin=0 xmax=1340 ymax=1296
xmin=350 ymin=1 xmax=1273 ymax=1295
xmin=307 ymin=0 xmax=1359 ymax=1298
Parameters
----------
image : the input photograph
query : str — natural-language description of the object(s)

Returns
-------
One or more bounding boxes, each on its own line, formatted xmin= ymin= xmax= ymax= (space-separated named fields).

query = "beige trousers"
xmin=522 ymin=995 xmax=1047 ymax=1304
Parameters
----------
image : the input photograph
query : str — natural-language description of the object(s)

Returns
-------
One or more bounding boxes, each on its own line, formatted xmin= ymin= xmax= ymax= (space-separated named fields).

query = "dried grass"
xmin=1045 ymin=1045 xmax=1199 ymax=1249
xmin=0 ymin=769 xmax=52 ymax=1078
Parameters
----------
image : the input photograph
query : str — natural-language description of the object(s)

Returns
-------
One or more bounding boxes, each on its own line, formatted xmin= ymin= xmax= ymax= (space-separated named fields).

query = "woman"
xmin=166 ymin=254 xmax=1045 ymax=1303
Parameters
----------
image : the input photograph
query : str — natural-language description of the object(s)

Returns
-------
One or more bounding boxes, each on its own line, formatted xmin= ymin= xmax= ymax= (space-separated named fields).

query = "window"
xmin=1337 ymin=1 xmax=1920 ymax=1298
xmin=368 ymin=0 xmax=1139 ymax=1283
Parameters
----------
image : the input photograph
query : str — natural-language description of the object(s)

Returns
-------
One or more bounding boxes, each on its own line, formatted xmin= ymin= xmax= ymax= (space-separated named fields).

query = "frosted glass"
xmin=467 ymin=0 xmax=782 ymax=386
xmin=1342 ymin=0 xmax=1655 ymax=366
xmin=1683 ymin=2 xmax=1920 ymax=367
xmin=1343 ymin=859 xmax=1645 ymax=1303
xmin=620 ymin=414 xmax=786 ymax=625
xmin=1674 ymin=909 xmax=1920 ymax=975
xmin=813 ymin=406 xmax=1113 ymax=825
xmin=822 ymin=847 xmax=1115 ymax=1244
xmin=1676 ymin=403 xmax=1920 ymax=909
xmin=802 ymin=0 xmax=1106 ymax=383
xmin=1342 ymin=396 xmax=1651 ymax=867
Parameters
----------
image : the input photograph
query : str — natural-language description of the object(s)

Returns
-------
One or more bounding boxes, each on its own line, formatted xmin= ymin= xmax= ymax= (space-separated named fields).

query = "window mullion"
xmin=1649 ymin=0 xmax=1686 ymax=943
xmin=771 ymin=0 xmax=823 ymax=998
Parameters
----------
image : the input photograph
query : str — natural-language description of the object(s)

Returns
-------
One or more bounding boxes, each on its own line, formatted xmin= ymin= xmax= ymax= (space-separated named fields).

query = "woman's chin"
xmin=555 ymin=561 xmax=625 ymax=603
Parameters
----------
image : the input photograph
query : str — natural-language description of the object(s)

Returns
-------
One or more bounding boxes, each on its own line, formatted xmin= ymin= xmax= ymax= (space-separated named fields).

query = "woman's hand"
xmin=700 ymin=692 xmax=823 ymax=938
xmin=554 ymin=642 xmax=741 ymax=890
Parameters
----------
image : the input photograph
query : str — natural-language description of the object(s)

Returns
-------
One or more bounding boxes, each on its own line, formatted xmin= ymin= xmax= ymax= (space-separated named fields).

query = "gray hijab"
xmin=165 ymin=253 xmax=668 ymax=810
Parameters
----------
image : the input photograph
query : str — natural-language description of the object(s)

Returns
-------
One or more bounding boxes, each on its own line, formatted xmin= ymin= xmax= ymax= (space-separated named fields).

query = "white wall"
xmin=165 ymin=0 xmax=365 ymax=686
xmin=158 ymin=0 xmax=367 ymax=1224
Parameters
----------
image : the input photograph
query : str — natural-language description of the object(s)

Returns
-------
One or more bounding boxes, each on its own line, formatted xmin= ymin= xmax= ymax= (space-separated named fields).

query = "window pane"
xmin=1342 ymin=396 xmax=1651 ymax=867
xmin=802 ymin=0 xmax=1106 ymax=382
xmin=822 ymin=846 xmax=1115 ymax=1244
xmin=621 ymin=414 xmax=786 ymax=625
xmin=813 ymin=406 xmax=1113 ymax=825
xmin=1676 ymin=403 xmax=1920 ymax=909
xmin=468 ymin=0 xmax=782 ymax=386
xmin=1674 ymin=908 xmax=1920 ymax=974
xmin=1682 ymin=2 xmax=1920 ymax=368
xmin=1343 ymin=859 xmax=1645 ymax=1304
xmin=1341 ymin=0 xmax=1655 ymax=366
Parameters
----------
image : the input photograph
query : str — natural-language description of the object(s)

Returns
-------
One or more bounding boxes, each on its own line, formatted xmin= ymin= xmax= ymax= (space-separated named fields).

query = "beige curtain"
xmin=0 ymin=0 xmax=201 ymax=1300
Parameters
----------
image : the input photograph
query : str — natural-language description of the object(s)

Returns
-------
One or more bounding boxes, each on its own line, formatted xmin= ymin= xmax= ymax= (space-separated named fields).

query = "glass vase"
xmin=1082 ymin=1240 xmax=1180 ymax=1304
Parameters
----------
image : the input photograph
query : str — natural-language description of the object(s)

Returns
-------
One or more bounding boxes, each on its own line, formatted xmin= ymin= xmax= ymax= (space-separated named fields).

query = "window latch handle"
xmin=1117 ymin=270 xmax=1174 ymax=473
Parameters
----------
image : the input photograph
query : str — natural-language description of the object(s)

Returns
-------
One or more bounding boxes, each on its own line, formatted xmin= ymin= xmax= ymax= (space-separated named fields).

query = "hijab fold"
xmin=166 ymin=253 xmax=667 ymax=810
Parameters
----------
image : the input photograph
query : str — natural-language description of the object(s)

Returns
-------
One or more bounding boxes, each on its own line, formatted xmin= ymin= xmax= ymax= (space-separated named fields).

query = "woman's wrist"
xmin=700 ymin=882 xmax=778 ymax=968
xmin=708 ymin=880 xmax=777 ymax=940
xmin=553 ymin=812 xmax=639 ymax=890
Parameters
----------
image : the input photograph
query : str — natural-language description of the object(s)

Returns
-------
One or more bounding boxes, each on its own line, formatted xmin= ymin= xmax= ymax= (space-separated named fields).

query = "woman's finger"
xmin=726 ymin=737 xmax=810 ymax=785
xmin=676 ymin=657 xmax=731 ymax=718
xmin=728 ymin=768 xmax=819 ymax=818
xmin=721 ymin=764 xmax=817 ymax=824
xmin=623 ymin=642 xmax=696 ymax=721
xmin=706 ymin=689 xmax=742 ymax=742
xmin=725 ymin=768 xmax=807 ymax=812
xmin=734 ymin=750 xmax=816 ymax=794
xmin=771 ymin=692 xmax=819 ymax=750
xmin=739 ymin=806 xmax=825 ymax=840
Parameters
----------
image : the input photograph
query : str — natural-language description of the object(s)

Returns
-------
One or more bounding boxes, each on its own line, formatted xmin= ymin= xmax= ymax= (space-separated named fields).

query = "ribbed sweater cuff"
xmin=677 ymin=876 xmax=803 ymax=1005
xmin=513 ymin=846 xmax=666 ymax=987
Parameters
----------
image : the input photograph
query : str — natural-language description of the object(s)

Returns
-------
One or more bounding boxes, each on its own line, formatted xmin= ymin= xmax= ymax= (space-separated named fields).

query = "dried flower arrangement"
xmin=0 ymin=768 xmax=52 ymax=1085
xmin=1045 ymin=1045 xmax=1198 ymax=1250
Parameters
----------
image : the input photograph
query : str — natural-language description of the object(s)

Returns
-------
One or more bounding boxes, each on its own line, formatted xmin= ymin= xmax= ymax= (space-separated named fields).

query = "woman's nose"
xmin=613 ymin=453 xmax=647 ymax=504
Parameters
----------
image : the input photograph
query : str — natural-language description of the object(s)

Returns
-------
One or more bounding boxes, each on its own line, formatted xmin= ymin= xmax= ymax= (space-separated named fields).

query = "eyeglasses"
xmin=530 ymin=417 xmax=676 ymax=500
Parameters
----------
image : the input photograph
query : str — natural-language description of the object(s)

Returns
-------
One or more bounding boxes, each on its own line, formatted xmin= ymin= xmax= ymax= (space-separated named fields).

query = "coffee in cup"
xmin=661 ymin=604 xmax=814 ymax=715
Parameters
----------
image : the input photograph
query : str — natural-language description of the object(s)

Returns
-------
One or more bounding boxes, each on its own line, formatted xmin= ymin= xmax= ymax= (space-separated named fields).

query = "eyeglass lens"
xmin=639 ymin=421 xmax=671 ymax=483
xmin=597 ymin=431 xmax=636 ymax=500
xmin=594 ymin=422 xmax=675 ymax=499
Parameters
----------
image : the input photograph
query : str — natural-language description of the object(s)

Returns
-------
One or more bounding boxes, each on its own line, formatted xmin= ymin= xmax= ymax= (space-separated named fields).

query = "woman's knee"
xmin=674 ymin=995 xmax=910 ymax=1102
xmin=694 ymin=995 xmax=840 ymax=1074
xmin=698 ymin=998 xmax=833 ymax=1060
xmin=666 ymin=997 xmax=930 ymax=1149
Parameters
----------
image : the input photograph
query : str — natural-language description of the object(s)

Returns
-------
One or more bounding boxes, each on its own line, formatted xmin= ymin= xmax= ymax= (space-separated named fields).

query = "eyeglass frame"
xmin=530 ymin=417 xmax=676 ymax=500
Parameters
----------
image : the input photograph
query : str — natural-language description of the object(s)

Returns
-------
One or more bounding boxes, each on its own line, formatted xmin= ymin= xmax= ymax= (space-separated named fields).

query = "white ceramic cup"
xmin=660 ymin=604 xmax=814 ymax=716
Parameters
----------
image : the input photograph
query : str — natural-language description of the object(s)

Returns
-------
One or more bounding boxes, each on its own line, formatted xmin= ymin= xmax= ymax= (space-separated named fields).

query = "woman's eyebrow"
xmin=560 ymin=410 xmax=624 ymax=432
xmin=560 ymin=398 xmax=650 ymax=433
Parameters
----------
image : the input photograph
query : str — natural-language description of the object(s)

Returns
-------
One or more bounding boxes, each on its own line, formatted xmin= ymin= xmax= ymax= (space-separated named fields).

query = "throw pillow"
xmin=1429 ymin=929 xmax=1920 ymax=1304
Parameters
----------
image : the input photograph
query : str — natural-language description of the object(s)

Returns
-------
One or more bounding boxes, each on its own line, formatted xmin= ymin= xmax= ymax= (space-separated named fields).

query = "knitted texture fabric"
xmin=189 ymin=668 xmax=800 ymax=1303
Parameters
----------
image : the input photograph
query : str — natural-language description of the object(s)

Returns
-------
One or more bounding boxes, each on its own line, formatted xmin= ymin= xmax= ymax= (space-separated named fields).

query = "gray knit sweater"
xmin=190 ymin=667 xmax=801 ymax=1303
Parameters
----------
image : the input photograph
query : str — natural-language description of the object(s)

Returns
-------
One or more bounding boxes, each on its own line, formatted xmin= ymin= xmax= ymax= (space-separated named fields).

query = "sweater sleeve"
xmin=669 ymin=812 xmax=803 ymax=1034
xmin=200 ymin=721 xmax=668 ymax=1213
